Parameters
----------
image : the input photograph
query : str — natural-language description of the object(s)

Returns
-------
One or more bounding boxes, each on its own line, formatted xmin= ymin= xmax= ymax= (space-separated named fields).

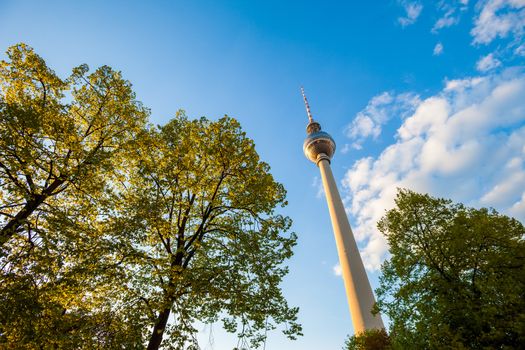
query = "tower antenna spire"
xmin=301 ymin=86 xmax=314 ymax=123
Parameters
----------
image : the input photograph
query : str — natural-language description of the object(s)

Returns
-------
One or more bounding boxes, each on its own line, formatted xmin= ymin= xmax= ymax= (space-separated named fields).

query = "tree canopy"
xmin=375 ymin=189 xmax=525 ymax=349
xmin=0 ymin=43 xmax=301 ymax=349
xmin=122 ymin=114 xmax=301 ymax=349
xmin=0 ymin=43 xmax=149 ymax=348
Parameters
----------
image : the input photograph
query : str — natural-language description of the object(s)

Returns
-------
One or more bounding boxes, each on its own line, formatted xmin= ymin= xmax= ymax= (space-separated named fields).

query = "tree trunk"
xmin=146 ymin=307 xmax=172 ymax=350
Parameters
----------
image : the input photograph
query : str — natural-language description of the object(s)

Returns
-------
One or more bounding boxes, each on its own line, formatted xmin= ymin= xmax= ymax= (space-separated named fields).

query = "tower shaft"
xmin=317 ymin=154 xmax=384 ymax=334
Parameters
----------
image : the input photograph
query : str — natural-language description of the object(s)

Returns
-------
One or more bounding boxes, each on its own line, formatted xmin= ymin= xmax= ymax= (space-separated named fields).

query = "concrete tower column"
xmin=301 ymin=87 xmax=384 ymax=335
xmin=316 ymin=154 xmax=384 ymax=333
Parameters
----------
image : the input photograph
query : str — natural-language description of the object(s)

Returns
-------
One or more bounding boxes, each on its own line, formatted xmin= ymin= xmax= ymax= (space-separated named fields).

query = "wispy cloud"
xmin=344 ymin=92 xmax=420 ymax=150
xmin=433 ymin=42 xmax=444 ymax=55
xmin=433 ymin=0 xmax=470 ymax=31
xmin=432 ymin=9 xmax=460 ymax=33
xmin=312 ymin=176 xmax=324 ymax=199
xmin=398 ymin=1 xmax=423 ymax=27
xmin=342 ymin=70 xmax=525 ymax=270
xmin=476 ymin=52 xmax=501 ymax=72
xmin=444 ymin=76 xmax=485 ymax=91
xmin=340 ymin=143 xmax=352 ymax=154
xmin=515 ymin=43 xmax=525 ymax=55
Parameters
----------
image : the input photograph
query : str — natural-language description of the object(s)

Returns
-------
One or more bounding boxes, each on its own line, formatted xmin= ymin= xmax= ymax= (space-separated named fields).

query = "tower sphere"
xmin=303 ymin=121 xmax=336 ymax=163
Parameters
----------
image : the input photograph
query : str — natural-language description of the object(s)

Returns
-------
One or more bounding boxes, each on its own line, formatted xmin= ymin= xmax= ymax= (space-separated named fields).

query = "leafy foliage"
xmin=119 ymin=114 xmax=301 ymax=349
xmin=376 ymin=189 xmax=525 ymax=349
xmin=0 ymin=43 xmax=148 ymax=348
xmin=0 ymin=43 xmax=147 ymax=252
xmin=0 ymin=43 xmax=301 ymax=349
xmin=343 ymin=329 xmax=391 ymax=350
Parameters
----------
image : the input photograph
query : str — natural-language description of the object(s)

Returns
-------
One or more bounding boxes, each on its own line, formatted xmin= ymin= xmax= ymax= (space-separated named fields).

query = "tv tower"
xmin=301 ymin=87 xmax=384 ymax=334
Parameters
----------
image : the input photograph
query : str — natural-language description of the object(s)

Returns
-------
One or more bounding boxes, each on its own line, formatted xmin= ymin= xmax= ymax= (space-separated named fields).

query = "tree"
xmin=376 ymin=189 xmax=525 ymax=349
xmin=0 ymin=43 xmax=148 ymax=348
xmin=117 ymin=114 xmax=302 ymax=349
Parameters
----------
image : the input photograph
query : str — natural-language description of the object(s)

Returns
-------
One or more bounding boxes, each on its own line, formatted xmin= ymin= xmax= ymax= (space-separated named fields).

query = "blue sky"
xmin=1 ymin=1 xmax=524 ymax=349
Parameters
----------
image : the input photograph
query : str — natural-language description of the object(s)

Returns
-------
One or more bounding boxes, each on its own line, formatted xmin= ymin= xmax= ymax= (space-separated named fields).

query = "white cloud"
xmin=350 ymin=115 xmax=381 ymax=139
xmin=433 ymin=9 xmax=460 ymax=32
xmin=515 ymin=43 xmax=525 ymax=55
xmin=480 ymin=168 xmax=525 ymax=206
xmin=398 ymin=1 xmax=423 ymax=27
xmin=444 ymin=76 xmax=485 ymax=92
xmin=433 ymin=42 xmax=444 ymax=55
xmin=345 ymin=92 xmax=420 ymax=149
xmin=509 ymin=192 xmax=525 ymax=219
xmin=431 ymin=0 xmax=470 ymax=33
xmin=332 ymin=263 xmax=342 ymax=276
xmin=471 ymin=0 xmax=525 ymax=45
xmin=340 ymin=143 xmax=351 ymax=154
xmin=312 ymin=176 xmax=324 ymax=199
xmin=476 ymin=53 xmax=502 ymax=72
xmin=342 ymin=69 xmax=525 ymax=271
